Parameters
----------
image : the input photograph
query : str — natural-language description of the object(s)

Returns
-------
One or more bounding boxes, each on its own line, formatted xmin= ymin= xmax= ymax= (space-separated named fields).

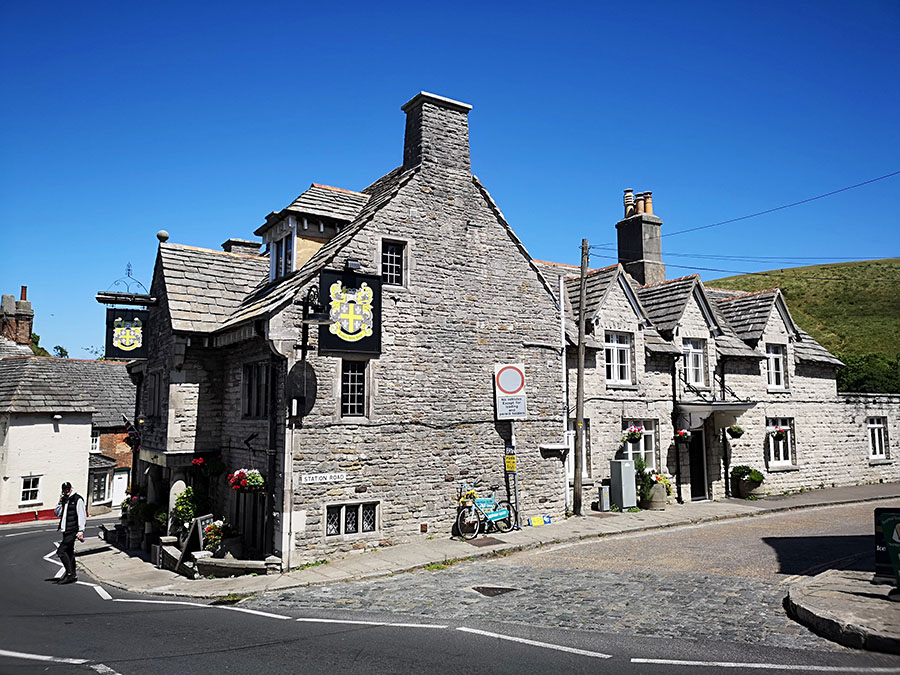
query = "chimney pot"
xmin=623 ymin=189 xmax=635 ymax=218
xmin=635 ymin=193 xmax=645 ymax=214
xmin=644 ymin=191 xmax=653 ymax=215
xmin=20 ymin=286 xmax=27 ymax=302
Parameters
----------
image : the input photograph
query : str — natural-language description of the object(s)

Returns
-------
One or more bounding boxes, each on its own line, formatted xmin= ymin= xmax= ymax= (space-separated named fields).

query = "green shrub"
xmin=732 ymin=465 xmax=764 ymax=483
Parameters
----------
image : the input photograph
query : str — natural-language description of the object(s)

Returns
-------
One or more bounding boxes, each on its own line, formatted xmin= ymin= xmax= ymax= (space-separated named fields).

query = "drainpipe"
xmin=720 ymin=358 xmax=731 ymax=498
xmin=671 ymin=354 xmax=684 ymax=504
xmin=559 ymin=275 xmax=571 ymax=514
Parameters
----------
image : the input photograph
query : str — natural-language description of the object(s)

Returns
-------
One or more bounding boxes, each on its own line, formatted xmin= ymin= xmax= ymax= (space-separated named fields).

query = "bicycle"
xmin=455 ymin=479 xmax=517 ymax=540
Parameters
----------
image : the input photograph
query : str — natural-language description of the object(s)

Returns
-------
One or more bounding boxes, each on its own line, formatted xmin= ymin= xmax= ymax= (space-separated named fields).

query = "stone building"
xmin=133 ymin=92 xmax=567 ymax=567
xmin=544 ymin=191 xmax=899 ymax=505
xmin=133 ymin=92 xmax=897 ymax=570
xmin=0 ymin=290 xmax=136 ymax=521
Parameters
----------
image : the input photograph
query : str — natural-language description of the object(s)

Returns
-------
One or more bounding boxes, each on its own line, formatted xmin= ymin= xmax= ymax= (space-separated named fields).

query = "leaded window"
xmin=341 ymin=360 xmax=367 ymax=417
xmin=325 ymin=503 xmax=378 ymax=537
xmin=381 ymin=240 xmax=405 ymax=286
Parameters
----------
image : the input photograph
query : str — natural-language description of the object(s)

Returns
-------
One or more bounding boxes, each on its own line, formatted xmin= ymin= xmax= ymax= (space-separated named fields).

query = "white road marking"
xmin=218 ymin=606 xmax=292 ymax=620
xmin=456 ymin=626 xmax=612 ymax=659
xmin=77 ymin=581 xmax=112 ymax=600
xmin=632 ymin=658 xmax=900 ymax=672
xmin=0 ymin=648 xmax=87 ymax=664
xmin=90 ymin=664 xmax=124 ymax=674
xmin=296 ymin=617 xmax=447 ymax=629
xmin=112 ymin=598 xmax=208 ymax=609
xmin=3 ymin=528 xmax=57 ymax=537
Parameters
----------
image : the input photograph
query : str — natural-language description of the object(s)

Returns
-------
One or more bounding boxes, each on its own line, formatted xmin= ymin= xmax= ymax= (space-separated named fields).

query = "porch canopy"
xmin=678 ymin=401 xmax=756 ymax=431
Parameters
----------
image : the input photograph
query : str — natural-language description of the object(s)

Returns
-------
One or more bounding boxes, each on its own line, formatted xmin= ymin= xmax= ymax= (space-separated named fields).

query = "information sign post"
xmin=504 ymin=445 xmax=521 ymax=528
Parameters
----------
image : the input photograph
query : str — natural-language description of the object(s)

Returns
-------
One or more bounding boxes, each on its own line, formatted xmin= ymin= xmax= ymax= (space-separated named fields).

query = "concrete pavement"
xmin=65 ymin=482 xmax=900 ymax=652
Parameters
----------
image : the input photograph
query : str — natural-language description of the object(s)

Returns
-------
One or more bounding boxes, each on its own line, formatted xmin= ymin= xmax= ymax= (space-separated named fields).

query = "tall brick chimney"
xmin=0 ymin=286 xmax=34 ymax=345
xmin=616 ymin=189 xmax=666 ymax=286
xmin=401 ymin=92 xmax=472 ymax=174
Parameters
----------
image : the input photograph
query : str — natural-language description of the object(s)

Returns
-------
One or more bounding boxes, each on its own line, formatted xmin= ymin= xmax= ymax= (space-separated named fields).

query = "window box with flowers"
xmin=227 ymin=469 xmax=266 ymax=493
xmin=726 ymin=425 xmax=745 ymax=439
xmin=621 ymin=425 xmax=645 ymax=444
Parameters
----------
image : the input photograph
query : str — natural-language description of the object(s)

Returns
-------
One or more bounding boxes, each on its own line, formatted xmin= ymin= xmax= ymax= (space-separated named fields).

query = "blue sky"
xmin=1 ymin=1 xmax=898 ymax=358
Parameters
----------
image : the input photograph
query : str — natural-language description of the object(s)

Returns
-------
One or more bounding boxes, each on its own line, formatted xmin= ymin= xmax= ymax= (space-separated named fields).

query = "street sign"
xmin=494 ymin=364 xmax=527 ymax=420
xmin=505 ymin=455 xmax=517 ymax=472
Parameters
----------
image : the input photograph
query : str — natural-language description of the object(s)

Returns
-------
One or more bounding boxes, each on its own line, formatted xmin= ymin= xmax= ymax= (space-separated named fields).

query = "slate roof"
xmin=565 ymin=265 xmax=618 ymax=319
xmin=89 ymin=453 xmax=117 ymax=470
xmin=0 ymin=336 xmax=32 ymax=359
xmin=0 ymin=358 xmax=135 ymax=426
xmin=284 ymin=184 xmax=370 ymax=222
xmin=795 ymin=329 xmax=844 ymax=366
xmin=635 ymin=276 xmax=698 ymax=333
xmin=157 ymin=244 xmax=270 ymax=333
xmin=712 ymin=289 xmax=780 ymax=342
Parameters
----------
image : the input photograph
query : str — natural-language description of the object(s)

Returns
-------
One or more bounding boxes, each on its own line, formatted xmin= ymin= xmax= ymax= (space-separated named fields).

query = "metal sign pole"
xmin=508 ymin=421 xmax=521 ymax=528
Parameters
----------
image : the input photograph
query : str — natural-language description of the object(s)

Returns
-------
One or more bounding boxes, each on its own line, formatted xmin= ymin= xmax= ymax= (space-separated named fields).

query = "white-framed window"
xmin=325 ymin=502 xmax=378 ymax=537
xmin=91 ymin=473 xmax=109 ymax=503
xmin=868 ymin=417 xmax=889 ymax=460
xmin=605 ymin=332 xmax=632 ymax=385
xmin=565 ymin=421 xmax=591 ymax=480
xmin=341 ymin=360 xmax=367 ymax=418
xmin=766 ymin=344 xmax=787 ymax=390
xmin=21 ymin=476 xmax=41 ymax=504
xmin=91 ymin=432 xmax=100 ymax=452
xmin=683 ymin=338 xmax=707 ymax=387
xmin=622 ymin=420 xmax=657 ymax=471
xmin=381 ymin=240 xmax=406 ymax=286
xmin=242 ymin=361 xmax=271 ymax=419
xmin=766 ymin=417 xmax=795 ymax=467
xmin=270 ymin=232 xmax=294 ymax=281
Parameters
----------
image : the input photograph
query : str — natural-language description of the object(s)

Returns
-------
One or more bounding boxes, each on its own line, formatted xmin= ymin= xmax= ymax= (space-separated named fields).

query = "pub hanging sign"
xmin=105 ymin=308 xmax=149 ymax=359
xmin=318 ymin=270 xmax=382 ymax=355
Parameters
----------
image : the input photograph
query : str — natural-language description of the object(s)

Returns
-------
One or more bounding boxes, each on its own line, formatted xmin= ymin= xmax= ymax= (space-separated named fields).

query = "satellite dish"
xmin=286 ymin=361 xmax=318 ymax=418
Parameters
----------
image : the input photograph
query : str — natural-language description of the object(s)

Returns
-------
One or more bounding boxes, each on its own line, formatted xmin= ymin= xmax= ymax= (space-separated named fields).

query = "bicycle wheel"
xmin=495 ymin=501 xmax=517 ymax=533
xmin=456 ymin=505 xmax=481 ymax=540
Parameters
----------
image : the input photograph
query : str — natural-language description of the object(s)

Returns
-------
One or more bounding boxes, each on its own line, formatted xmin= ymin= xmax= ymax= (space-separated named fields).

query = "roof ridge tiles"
xmin=641 ymin=274 xmax=699 ymax=289
xmin=715 ymin=288 xmax=780 ymax=302
xmin=309 ymin=183 xmax=369 ymax=197
xmin=162 ymin=242 xmax=267 ymax=260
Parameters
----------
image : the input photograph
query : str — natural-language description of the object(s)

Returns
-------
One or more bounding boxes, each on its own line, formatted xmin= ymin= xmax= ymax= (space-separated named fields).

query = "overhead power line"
xmin=590 ymin=245 xmax=896 ymax=265
xmin=590 ymin=169 xmax=900 ymax=248
xmin=588 ymin=252 xmax=900 ymax=283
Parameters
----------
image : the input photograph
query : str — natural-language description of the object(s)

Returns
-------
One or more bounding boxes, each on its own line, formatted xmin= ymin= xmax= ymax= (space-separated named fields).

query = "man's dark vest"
xmin=61 ymin=494 xmax=82 ymax=534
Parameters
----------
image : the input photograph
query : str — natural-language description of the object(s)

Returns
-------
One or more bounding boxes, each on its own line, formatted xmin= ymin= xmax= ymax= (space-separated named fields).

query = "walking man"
xmin=54 ymin=481 xmax=85 ymax=585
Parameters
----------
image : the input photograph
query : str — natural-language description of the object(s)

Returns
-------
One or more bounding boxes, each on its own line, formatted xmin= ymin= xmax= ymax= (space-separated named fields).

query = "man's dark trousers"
xmin=58 ymin=532 xmax=77 ymax=578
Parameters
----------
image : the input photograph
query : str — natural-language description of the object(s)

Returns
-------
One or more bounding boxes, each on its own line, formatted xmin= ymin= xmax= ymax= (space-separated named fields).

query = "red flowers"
xmin=191 ymin=457 xmax=205 ymax=466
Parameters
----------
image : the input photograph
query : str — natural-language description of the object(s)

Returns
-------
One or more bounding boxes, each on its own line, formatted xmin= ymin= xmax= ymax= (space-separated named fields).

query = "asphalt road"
xmin=2 ymin=504 xmax=900 ymax=674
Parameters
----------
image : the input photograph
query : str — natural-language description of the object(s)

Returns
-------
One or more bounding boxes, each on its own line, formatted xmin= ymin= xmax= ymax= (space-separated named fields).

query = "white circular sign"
xmin=496 ymin=365 xmax=525 ymax=395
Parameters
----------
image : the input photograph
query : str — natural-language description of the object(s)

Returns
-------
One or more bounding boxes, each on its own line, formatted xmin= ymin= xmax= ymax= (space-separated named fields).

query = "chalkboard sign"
xmin=874 ymin=508 xmax=900 ymax=584
xmin=175 ymin=514 xmax=214 ymax=573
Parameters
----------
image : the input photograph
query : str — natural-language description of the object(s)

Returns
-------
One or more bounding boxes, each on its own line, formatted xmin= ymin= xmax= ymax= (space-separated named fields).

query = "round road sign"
xmin=496 ymin=365 xmax=525 ymax=395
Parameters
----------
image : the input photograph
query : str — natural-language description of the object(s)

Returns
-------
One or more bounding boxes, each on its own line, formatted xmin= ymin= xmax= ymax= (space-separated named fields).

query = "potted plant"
xmin=634 ymin=458 xmax=668 ymax=510
xmin=621 ymin=425 xmax=644 ymax=444
xmin=726 ymin=425 xmax=744 ymax=439
xmin=227 ymin=468 xmax=266 ymax=492
xmin=770 ymin=425 xmax=788 ymax=442
xmin=204 ymin=519 xmax=242 ymax=558
xmin=675 ymin=429 xmax=692 ymax=443
xmin=731 ymin=465 xmax=765 ymax=498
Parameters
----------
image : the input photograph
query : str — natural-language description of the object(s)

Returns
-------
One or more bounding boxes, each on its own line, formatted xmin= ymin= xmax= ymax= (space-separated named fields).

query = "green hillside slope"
xmin=707 ymin=258 xmax=900 ymax=357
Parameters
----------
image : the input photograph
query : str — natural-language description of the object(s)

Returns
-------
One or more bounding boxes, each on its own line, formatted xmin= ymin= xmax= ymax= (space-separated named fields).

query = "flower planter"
xmin=214 ymin=535 xmax=244 ymax=560
xmin=732 ymin=477 xmax=765 ymax=499
xmin=639 ymin=482 xmax=667 ymax=510
xmin=726 ymin=428 xmax=744 ymax=439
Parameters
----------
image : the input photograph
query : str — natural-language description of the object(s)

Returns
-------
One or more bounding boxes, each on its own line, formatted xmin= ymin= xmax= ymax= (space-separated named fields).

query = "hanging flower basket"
xmin=769 ymin=426 xmax=788 ymax=442
xmin=227 ymin=468 xmax=266 ymax=493
xmin=675 ymin=429 xmax=692 ymax=442
xmin=726 ymin=425 xmax=744 ymax=439
xmin=621 ymin=425 xmax=644 ymax=444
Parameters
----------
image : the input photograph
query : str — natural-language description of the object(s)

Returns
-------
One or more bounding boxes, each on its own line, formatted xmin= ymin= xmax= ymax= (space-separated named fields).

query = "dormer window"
xmin=683 ymin=338 xmax=706 ymax=387
xmin=272 ymin=234 xmax=293 ymax=280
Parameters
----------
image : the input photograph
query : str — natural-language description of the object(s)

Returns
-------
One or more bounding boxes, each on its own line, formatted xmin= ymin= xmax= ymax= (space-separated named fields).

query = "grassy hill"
xmin=707 ymin=258 xmax=900 ymax=357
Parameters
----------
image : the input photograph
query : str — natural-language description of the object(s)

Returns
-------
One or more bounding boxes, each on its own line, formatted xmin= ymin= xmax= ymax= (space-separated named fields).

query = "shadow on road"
xmin=762 ymin=535 xmax=873 ymax=575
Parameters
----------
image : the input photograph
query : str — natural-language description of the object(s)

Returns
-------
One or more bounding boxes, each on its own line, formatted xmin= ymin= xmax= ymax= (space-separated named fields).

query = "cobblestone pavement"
xmin=244 ymin=502 xmax=900 ymax=653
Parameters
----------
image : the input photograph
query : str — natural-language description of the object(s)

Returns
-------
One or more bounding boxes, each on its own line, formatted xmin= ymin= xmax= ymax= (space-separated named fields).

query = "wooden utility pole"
xmin=573 ymin=238 xmax=589 ymax=516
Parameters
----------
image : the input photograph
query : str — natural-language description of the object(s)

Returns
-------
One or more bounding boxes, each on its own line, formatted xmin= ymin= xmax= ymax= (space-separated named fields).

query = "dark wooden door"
xmin=689 ymin=430 xmax=708 ymax=500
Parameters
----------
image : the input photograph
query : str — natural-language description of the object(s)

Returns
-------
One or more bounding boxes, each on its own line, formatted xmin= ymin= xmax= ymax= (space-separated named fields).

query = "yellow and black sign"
xmin=105 ymin=308 xmax=148 ymax=359
xmin=318 ymin=270 xmax=382 ymax=355
xmin=504 ymin=454 xmax=517 ymax=472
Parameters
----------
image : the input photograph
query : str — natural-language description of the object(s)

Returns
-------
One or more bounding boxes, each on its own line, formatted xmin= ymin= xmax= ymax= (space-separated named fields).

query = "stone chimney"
xmin=222 ymin=238 xmax=263 ymax=255
xmin=616 ymin=189 xmax=666 ymax=286
xmin=0 ymin=286 xmax=34 ymax=345
xmin=401 ymin=92 xmax=472 ymax=174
